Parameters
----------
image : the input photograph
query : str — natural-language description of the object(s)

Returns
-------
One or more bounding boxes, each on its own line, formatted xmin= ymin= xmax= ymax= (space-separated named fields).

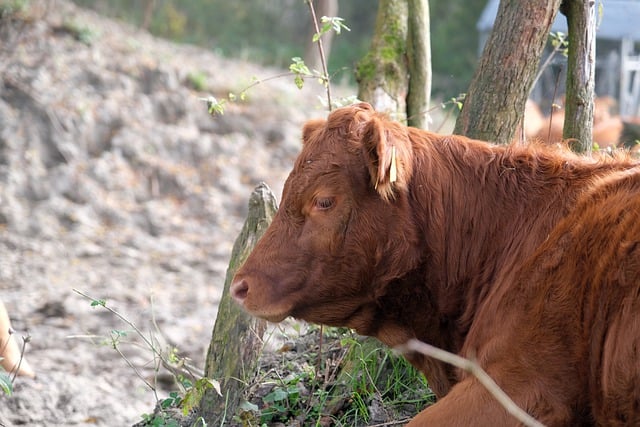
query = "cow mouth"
xmin=230 ymin=277 xmax=294 ymax=323
xmin=248 ymin=305 xmax=292 ymax=323
xmin=258 ymin=312 xmax=289 ymax=323
xmin=241 ymin=301 xmax=291 ymax=323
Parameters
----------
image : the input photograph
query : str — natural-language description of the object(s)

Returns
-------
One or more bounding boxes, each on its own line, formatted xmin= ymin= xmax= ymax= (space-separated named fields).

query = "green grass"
xmin=235 ymin=326 xmax=435 ymax=426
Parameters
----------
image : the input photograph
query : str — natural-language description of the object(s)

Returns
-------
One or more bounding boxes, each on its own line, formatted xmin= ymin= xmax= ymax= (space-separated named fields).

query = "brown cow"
xmin=231 ymin=102 xmax=640 ymax=426
xmin=531 ymin=96 xmax=624 ymax=148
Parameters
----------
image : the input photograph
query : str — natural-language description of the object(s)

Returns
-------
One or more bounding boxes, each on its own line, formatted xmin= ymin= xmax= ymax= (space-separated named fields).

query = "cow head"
xmin=231 ymin=103 xmax=420 ymax=330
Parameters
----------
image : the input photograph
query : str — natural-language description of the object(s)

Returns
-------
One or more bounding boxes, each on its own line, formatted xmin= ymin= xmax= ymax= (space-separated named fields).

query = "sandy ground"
xmin=0 ymin=1 xmax=328 ymax=425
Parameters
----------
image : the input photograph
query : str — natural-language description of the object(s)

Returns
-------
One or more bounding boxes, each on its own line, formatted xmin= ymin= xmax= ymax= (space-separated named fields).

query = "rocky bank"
xmin=0 ymin=1 xmax=338 ymax=425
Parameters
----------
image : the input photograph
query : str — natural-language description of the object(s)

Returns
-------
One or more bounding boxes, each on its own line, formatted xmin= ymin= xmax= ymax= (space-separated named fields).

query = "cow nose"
xmin=231 ymin=279 xmax=249 ymax=304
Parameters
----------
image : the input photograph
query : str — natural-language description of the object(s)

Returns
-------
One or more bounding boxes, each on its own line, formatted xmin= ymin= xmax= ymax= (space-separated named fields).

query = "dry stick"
xmin=316 ymin=325 xmax=324 ymax=381
xmin=398 ymin=339 xmax=546 ymax=427
xmin=1 ymin=327 xmax=31 ymax=382
xmin=149 ymin=294 xmax=203 ymax=380
xmin=10 ymin=334 xmax=31 ymax=383
xmin=73 ymin=288 xmax=201 ymax=377
xmin=532 ymin=37 xmax=566 ymax=96
xmin=305 ymin=0 xmax=332 ymax=110
xmin=110 ymin=334 xmax=158 ymax=396
xmin=73 ymin=289 xmax=161 ymax=400
xmin=74 ymin=289 xmax=157 ymax=356
xmin=546 ymin=66 xmax=565 ymax=144
xmin=368 ymin=420 xmax=411 ymax=427
xmin=236 ymin=72 xmax=304 ymax=95
xmin=73 ymin=288 xmax=203 ymax=402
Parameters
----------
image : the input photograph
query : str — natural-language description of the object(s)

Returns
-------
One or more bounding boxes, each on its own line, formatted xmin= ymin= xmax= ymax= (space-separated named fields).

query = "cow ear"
xmin=360 ymin=115 xmax=413 ymax=201
xmin=302 ymin=119 xmax=326 ymax=145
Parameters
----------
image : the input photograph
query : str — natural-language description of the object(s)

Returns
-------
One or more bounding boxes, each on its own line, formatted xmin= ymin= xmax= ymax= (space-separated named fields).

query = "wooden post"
xmin=198 ymin=183 xmax=277 ymax=424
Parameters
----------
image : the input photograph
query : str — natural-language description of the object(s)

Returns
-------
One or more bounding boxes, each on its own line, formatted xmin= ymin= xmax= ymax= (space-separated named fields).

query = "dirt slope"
xmin=0 ymin=1 xmax=333 ymax=425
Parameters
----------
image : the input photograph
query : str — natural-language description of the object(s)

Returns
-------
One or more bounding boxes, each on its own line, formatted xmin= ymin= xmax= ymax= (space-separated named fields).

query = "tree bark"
xmin=561 ymin=0 xmax=596 ymax=153
xmin=356 ymin=0 xmax=409 ymax=121
xmin=454 ymin=0 xmax=563 ymax=144
xmin=198 ymin=183 xmax=276 ymax=424
xmin=406 ymin=0 xmax=431 ymax=129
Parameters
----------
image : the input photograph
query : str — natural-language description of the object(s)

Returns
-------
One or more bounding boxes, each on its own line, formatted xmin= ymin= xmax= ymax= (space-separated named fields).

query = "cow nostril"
xmin=231 ymin=279 xmax=249 ymax=303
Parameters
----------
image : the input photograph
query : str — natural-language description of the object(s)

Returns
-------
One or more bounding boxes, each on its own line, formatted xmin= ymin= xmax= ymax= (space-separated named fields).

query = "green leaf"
xmin=238 ymin=400 xmax=259 ymax=412
xmin=319 ymin=16 xmax=350 ymax=36
xmin=289 ymin=57 xmax=310 ymax=76
xmin=263 ymin=388 xmax=289 ymax=403
xmin=195 ymin=377 xmax=221 ymax=397
xmin=319 ymin=22 xmax=332 ymax=37
xmin=200 ymin=96 xmax=225 ymax=116
xmin=0 ymin=371 xmax=12 ymax=396
xmin=90 ymin=298 xmax=106 ymax=307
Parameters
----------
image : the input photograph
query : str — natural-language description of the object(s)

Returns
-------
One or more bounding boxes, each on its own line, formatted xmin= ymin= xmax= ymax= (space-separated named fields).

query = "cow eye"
xmin=314 ymin=197 xmax=334 ymax=210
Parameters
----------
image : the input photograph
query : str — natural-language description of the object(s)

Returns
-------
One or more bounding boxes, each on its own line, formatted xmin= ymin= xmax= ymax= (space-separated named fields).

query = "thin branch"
xmin=306 ymin=0 xmax=332 ymax=110
xmin=73 ymin=289 xmax=158 ymax=356
xmin=367 ymin=420 xmax=412 ymax=427
xmin=397 ymin=339 xmax=546 ymax=427
xmin=110 ymin=333 xmax=159 ymax=400
xmin=10 ymin=334 xmax=30 ymax=383
xmin=237 ymin=71 xmax=307 ymax=95
xmin=531 ymin=36 xmax=566 ymax=95
xmin=150 ymin=294 xmax=203 ymax=380
xmin=73 ymin=288 xmax=203 ymax=381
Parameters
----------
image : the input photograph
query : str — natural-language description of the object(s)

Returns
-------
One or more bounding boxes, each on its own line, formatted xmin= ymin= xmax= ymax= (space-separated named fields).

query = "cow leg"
xmin=406 ymin=374 xmax=576 ymax=427
xmin=406 ymin=378 xmax=516 ymax=427
xmin=595 ymin=294 xmax=640 ymax=426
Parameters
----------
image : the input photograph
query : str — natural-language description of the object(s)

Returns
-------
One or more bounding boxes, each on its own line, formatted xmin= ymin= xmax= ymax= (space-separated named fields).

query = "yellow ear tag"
xmin=389 ymin=146 xmax=397 ymax=183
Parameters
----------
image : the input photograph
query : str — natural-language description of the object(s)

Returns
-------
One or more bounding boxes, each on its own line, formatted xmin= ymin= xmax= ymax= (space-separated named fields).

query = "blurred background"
xmin=3 ymin=1 xmax=638 ymax=425
xmin=70 ymin=0 xmax=485 ymax=98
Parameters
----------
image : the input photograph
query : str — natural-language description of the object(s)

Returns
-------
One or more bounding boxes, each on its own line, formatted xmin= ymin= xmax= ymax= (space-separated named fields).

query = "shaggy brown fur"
xmin=231 ymin=103 xmax=640 ymax=426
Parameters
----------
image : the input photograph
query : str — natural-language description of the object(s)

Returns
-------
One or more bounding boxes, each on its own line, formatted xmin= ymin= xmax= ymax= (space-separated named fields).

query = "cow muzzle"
xmin=230 ymin=279 xmax=249 ymax=305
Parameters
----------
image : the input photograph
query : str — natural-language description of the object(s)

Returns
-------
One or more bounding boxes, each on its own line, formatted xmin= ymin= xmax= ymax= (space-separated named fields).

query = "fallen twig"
xmin=397 ymin=339 xmax=545 ymax=427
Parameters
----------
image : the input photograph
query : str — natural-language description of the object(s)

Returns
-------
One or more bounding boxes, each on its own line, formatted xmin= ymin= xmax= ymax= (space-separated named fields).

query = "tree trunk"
xmin=454 ymin=0 xmax=563 ymax=144
xmin=561 ymin=0 xmax=596 ymax=153
xmin=198 ymin=183 xmax=276 ymax=424
xmin=406 ymin=0 xmax=431 ymax=129
xmin=356 ymin=0 xmax=409 ymax=120
xmin=141 ymin=0 xmax=156 ymax=31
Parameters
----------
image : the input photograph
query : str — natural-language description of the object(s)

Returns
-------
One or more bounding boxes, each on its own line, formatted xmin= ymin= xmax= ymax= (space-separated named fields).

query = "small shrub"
xmin=0 ymin=0 xmax=28 ymax=18
xmin=61 ymin=19 xmax=98 ymax=45
xmin=186 ymin=71 xmax=208 ymax=91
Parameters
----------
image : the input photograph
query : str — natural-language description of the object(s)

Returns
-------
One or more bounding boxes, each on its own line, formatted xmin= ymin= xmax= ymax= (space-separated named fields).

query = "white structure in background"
xmin=477 ymin=0 xmax=640 ymax=117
